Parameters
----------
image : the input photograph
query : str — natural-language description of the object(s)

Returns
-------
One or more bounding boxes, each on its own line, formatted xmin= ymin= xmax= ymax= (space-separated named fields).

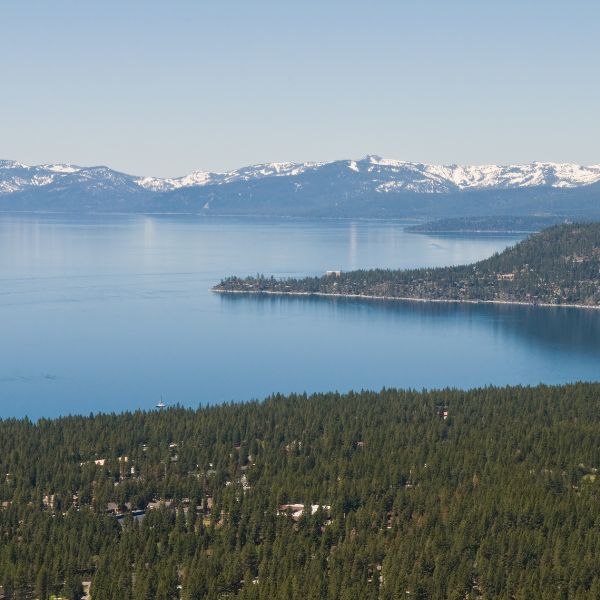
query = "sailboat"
xmin=156 ymin=396 xmax=166 ymax=409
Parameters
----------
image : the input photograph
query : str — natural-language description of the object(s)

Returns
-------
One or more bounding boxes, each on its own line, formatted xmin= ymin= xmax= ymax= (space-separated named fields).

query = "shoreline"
xmin=407 ymin=229 xmax=539 ymax=234
xmin=211 ymin=288 xmax=600 ymax=311
xmin=0 ymin=210 xmax=421 ymax=224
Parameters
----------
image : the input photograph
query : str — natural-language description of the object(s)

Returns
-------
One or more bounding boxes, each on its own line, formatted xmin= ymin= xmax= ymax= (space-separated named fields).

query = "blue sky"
xmin=1 ymin=0 xmax=598 ymax=177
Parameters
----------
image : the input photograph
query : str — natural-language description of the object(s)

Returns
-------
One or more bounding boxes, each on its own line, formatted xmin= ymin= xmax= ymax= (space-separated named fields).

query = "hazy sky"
xmin=2 ymin=0 xmax=599 ymax=177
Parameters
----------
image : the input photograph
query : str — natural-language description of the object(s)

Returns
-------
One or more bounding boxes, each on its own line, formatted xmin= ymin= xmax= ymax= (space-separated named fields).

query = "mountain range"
xmin=1 ymin=156 xmax=599 ymax=219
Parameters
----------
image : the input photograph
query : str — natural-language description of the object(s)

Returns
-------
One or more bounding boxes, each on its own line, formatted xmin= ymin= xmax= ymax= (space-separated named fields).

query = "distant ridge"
xmin=3 ymin=155 xmax=600 ymax=194
xmin=1 ymin=156 xmax=600 ymax=218
xmin=137 ymin=156 xmax=600 ymax=193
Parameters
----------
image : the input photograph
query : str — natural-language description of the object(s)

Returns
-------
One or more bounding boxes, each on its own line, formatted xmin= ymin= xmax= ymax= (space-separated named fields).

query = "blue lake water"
xmin=0 ymin=213 xmax=598 ymax=419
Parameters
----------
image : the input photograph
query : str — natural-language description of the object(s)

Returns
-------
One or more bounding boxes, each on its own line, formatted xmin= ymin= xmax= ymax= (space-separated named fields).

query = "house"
xmin=147 ymin=499 xmax=173 ymax=510
xmin=497 ymin=273 xmax=515 ymax=281
xmin=106 ymin=502 xmax=119 ymax=515
xmin=436 ymin=404 xmax=449 ymax=420
xmin=277 ymin=503 xmax=305 ymax=519
xmin=277 ymin=503 xmax=331 ymax=520
xmin=325 ymin=270 xmax=342 ymax=277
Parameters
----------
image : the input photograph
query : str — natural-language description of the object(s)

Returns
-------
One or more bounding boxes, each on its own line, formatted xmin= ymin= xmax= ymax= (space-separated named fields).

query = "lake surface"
xmin=0 ymin=213 xmax=598 ymax=419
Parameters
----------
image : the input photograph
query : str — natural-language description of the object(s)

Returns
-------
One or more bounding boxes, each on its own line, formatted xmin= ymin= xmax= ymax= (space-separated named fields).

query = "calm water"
xmin=0 ymin=214 xmax=598 ymax=419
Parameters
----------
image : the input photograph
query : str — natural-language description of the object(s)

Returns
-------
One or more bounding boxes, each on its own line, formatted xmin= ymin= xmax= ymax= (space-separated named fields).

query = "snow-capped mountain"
xmin=2 ymin=156 xmax=599 ymax=197
xmin=362 ymin=157 xmax=600 ymax=192
xmin=135 ymin=161 xmax=324 ymax=192
xmin=0 ymin=160 xmax=141 ymax=195
xmin=0 ymin=156 xmax=599 ymax=219
xmin=133 ymin=156 xmax=600 ymax=194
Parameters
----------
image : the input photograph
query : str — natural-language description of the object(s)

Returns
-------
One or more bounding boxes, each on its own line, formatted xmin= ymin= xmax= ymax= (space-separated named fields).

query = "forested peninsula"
xmin=214 ymin=223 xmax=600 ymax=308
xmin=3 ymin=384 xmax=600 ymax=598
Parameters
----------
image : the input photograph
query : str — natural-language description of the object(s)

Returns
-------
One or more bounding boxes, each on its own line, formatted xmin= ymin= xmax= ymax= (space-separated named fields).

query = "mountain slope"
xmin=0 ymin=160 xmax=151 ymax=212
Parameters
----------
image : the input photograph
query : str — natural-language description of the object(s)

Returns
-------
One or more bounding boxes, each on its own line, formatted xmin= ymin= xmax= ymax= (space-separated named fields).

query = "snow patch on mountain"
xmin=135 ymin=161 xmax=323 ymax=192
xmin=426 ymin=162 xmax=600 ymax=190
xmin=358 ymin=156 xmax=600 ymax=192
xmin=42 ymin=164 xmax=81 ymax=174
xmin=136 ymin=171 xmax=215 ymax=192
xmin=0 ymin=160 xmax=29 ymax=170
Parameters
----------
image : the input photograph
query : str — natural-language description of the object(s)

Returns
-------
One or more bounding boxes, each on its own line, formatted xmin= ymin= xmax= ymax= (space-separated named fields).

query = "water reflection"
xmin=219 ymin=293 xmax=600 ymax=363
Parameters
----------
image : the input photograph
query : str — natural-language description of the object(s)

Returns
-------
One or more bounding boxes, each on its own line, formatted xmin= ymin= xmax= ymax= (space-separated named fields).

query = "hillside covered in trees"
xmin=214 ymin=223 xmax=600 ymax=307
xmin=3 ymin=383 xmax=600 ymax=598
xmin=405 ymin=215 xmax=571 ymax=233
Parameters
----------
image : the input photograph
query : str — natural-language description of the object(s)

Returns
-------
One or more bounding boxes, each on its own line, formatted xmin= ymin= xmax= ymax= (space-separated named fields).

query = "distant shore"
xmin=212 ymin=288 xmax=600 ymax=311
xmin=407 ymin=228 xmax=539 ymax=234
